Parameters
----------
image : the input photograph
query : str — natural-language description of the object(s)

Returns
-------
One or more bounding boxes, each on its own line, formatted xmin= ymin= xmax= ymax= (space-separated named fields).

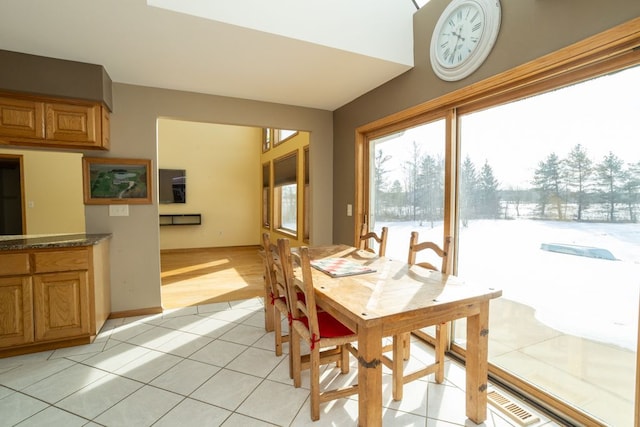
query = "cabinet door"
xmin=45 ymin=103 xmax=100 ymax=146
xmin=0 ymin=276 xmax=34 ymax=348
xmin=33 ymin=271 xmax=90 ymax=341
xmin=0 ymin=97 xmax=45 ymax=139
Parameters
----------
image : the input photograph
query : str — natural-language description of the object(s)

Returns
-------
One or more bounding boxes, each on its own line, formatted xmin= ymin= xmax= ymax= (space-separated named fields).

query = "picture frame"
xmin=82 ymin=157 xmax=152 ymax=204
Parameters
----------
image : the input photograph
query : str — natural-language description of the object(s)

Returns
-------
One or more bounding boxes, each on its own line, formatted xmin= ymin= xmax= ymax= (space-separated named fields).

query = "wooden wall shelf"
xmin=159 ymin=214 xmax=201 ymax=226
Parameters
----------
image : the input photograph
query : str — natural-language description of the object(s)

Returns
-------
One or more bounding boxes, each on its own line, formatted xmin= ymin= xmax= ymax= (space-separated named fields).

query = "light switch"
xmin=347 ymin=204 xmax=353 ymax=217
xmin=109 ymin=205 xmax=130 ymax=216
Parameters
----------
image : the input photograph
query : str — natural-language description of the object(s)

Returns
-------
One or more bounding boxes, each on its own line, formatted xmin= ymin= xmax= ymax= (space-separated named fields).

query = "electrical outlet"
xmin=109 ymin=205 xmax=129 ymax=216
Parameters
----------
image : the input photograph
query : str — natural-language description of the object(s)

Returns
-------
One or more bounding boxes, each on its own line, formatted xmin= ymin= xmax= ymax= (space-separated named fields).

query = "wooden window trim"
xmin=273 ymin=152 xmax=299 ymax=237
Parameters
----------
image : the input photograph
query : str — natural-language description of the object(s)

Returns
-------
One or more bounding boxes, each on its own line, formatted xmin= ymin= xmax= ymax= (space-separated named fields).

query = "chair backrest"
xmin=278 ymin=239 xmax=320 ymax=338
xmin=407 ymin=232 xmax=452 ymax=274
xmin=358 ymin=224 xmax=388 ymax=256
xmin=262 ymin=232 xmax=288 ymax=302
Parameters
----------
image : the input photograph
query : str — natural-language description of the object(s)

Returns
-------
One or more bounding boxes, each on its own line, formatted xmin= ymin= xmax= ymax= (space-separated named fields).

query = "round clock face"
xmin=430 ymin=0 xmax=501 ymax=81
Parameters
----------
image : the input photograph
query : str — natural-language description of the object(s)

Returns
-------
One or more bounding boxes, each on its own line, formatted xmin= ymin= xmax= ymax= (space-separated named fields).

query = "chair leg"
xmin=310 ymin=346 xmax=320 ymax=421
xmin=263 ymin=274 xmax=274 ymax=333
xmin=291 ymin=327 xmax=302 ymax=388
xmin=274 ymin=307 xmax=283 ymax=357
xmin=392 ymin=334 xmax=404 ymax=401
xmin=435 ymin=322 xmax=447 ymax=384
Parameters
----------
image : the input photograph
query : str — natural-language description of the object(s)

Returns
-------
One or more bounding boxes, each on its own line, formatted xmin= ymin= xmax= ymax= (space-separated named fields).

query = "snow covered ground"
xmin=373 ymin=219 xmax=640 ymax=350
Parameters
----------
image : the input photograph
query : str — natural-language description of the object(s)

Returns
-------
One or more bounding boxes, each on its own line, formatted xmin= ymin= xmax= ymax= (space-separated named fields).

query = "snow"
xmin=372 ymin=218 xmax=640 ymax=350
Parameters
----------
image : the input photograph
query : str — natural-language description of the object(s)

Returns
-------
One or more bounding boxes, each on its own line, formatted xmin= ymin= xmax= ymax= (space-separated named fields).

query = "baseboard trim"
xmin=109 ymin=306 xmax=164 ymax=319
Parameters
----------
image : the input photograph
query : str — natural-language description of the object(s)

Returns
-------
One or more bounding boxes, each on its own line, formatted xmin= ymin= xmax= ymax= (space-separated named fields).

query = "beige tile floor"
xmin=0 ymin=298 xmax=562 ymax=427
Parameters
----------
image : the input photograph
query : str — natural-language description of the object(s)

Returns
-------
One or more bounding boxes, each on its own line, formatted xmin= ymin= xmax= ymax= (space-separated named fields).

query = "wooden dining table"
xmin=303 ymin=244 xmax=502 ymax=426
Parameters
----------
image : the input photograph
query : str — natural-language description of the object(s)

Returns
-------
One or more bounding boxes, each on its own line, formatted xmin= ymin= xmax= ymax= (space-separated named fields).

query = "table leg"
xmin=466 ymin=301 xmax=490 ymax=424
xmin=357 ymin=323 xmax=383 ymax=427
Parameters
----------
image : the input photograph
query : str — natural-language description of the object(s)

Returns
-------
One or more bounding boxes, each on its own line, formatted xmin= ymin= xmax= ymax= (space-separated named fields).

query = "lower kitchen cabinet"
xmin=0 ymin=236 xmax=110 ymax=357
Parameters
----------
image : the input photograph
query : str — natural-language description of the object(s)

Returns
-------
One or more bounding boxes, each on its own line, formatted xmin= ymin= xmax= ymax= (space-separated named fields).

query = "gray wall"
xmin=86 ymin=83 xmax=333 ymax=312
xmin=332 ymin=0 xmax=640 ymax=245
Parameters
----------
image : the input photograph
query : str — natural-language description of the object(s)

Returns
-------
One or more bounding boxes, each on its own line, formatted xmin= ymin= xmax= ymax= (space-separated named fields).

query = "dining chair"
xmin=382 ymin=231 xmax=452 ymax=401
xmin=278 ymin=238 xmax=359 ymax=421
xmin=357 ymin=224 xmax=388 ymax=256
xmin=261 ymin=232 xmax=291 ymax=357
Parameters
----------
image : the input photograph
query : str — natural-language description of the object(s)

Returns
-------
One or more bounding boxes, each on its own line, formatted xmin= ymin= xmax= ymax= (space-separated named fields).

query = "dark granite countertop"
xmin=0 ymin=233 xmax=112 ymax=251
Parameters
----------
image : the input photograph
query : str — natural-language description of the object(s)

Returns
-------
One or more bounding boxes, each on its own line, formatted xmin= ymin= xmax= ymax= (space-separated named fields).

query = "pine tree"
xmin=418 ymin=154 xmax=443 ymax=227
xmin=595 ymin=151 xmax=624 ymax=222
xmin=460 ymin=156 xmax=477 ymax=226
xmin=622 ymin=161 xmax=640 ymax=222
xmin=565 ymin=144 xmax=592 ymax=221
xmin=477 ymin=160 xmax=501 ymax=219
xmin=532 ymin=153 xmax=565 ymax=219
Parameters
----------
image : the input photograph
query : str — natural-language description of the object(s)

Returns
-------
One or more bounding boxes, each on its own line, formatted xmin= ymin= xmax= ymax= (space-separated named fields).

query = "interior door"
xmin=0 ymin=155 xmax=24 ymax=235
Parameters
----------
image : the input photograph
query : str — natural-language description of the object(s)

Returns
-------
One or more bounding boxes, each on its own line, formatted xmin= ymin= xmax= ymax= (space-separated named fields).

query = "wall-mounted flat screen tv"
xmin=159 ymin=169 xmax=186 ymax=203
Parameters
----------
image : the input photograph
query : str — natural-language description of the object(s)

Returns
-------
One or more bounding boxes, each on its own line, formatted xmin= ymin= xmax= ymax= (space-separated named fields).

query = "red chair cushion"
xmin=298 ymin=311 xmax=354 ymax=338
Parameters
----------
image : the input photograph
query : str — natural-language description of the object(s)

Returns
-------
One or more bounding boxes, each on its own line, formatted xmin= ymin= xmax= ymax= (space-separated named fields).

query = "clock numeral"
xmin=472 ymin=22 xmax=482 ymax=32
xmin=440 ymin=40 xmax=449 ymax=49
xmin=471 ymin=36 xmax=479 ymax=43
xmin=470 ymin=11 xmax=480 ymax=23
xmin=458 ymin=53 xmax=463 ymax=62
xmin=443 ymin=47 xmax=451 ymax=59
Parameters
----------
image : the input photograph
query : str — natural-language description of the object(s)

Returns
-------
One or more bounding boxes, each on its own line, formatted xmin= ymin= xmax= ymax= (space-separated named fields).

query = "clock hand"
xmin=452 ymin=30 xmax=466 ymax=42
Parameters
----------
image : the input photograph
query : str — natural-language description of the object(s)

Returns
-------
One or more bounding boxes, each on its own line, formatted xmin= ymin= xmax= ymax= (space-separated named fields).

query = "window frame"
xmin=273 ymin=151 xmax=299 ymax=237
xmin=355 ymin=18 xmax=640 ymax=426
xmin=262 ymin=162 xmax=271 ymax=229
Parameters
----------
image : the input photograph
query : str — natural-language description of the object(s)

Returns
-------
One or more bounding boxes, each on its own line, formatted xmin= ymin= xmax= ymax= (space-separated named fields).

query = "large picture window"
xmin=273 ymin=152 xmax=298 ymax=235
xmin=367 ymin=119 xmax=446 ymax=261
xmin=454 ymin=65 xmax=640 ymax=426
xmin=356 ymin=24 xmax=640 ymax=425
xmin=262 ymin=162 xmax=270 ymax=228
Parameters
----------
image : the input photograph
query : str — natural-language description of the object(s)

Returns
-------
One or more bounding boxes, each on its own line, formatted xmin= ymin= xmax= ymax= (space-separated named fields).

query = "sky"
xmin=375 ymin=64 xmax=640 ymax=189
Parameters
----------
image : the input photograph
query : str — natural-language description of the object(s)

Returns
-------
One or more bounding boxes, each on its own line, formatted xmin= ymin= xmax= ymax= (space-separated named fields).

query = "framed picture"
xmin=82 ymin=157 xmax=152 ymax=204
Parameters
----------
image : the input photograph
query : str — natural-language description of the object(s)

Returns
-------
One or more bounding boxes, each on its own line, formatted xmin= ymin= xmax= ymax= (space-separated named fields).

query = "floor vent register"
xmin=487 ymin=389 xmax=541 ymax=426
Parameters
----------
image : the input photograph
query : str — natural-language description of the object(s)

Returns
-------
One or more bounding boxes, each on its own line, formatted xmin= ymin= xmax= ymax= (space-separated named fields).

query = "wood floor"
xmin=160 ymin=246 xmax=265 ymax=309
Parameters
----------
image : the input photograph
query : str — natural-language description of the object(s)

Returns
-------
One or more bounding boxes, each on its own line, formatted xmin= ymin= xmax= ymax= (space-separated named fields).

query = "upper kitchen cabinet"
xmin=0 ymin=95 xmax=110 ymax=150
xmin=0 ymin=50 xmax=112 ymax=151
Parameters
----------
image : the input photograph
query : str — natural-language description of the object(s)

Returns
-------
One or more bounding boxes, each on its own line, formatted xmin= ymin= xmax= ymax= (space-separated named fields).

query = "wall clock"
xmin=430 ymin=0 xmax=501 ymax=81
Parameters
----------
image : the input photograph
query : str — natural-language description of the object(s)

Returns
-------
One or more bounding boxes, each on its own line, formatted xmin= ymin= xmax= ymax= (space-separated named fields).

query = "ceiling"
xmin=0 ymin=0 xmax=420 ymax=111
